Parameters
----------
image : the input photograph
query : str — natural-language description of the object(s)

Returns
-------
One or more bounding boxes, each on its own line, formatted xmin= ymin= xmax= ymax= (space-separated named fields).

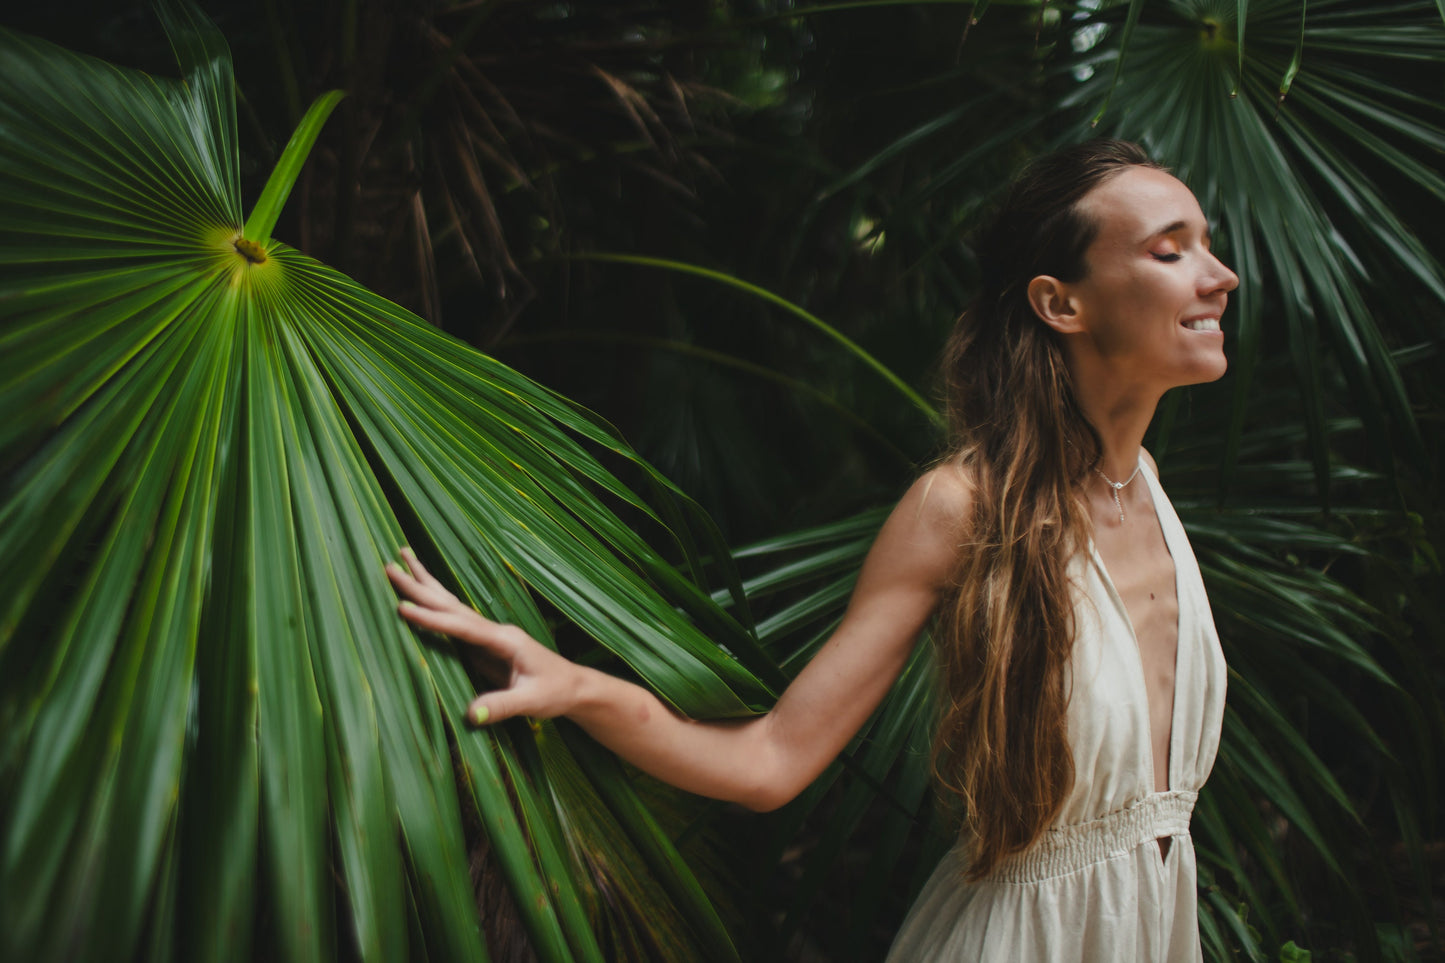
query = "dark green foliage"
xmin=2 ymin=1 xmax=1442 ymax=961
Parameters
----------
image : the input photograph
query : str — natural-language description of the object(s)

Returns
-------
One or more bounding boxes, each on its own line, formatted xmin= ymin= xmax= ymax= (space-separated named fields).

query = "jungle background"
xmin=1 ymin=0 xmax=1442 ymax=961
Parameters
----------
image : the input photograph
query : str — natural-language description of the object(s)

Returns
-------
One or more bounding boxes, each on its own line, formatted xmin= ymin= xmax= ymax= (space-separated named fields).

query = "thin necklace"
xmin=1094 ymin=464 xmax=1142 ymax=523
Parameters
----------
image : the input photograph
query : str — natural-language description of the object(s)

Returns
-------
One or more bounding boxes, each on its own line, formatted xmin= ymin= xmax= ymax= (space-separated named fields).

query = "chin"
xmin=1172 ymin=354 xmax=1228 ymax=388
xmin=1199 ymin=355 xmax=1228 ymax=383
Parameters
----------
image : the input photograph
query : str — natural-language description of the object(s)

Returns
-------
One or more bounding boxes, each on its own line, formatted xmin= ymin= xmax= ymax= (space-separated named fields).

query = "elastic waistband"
xmin=981 ymin=790 xmax=1197 ymax=883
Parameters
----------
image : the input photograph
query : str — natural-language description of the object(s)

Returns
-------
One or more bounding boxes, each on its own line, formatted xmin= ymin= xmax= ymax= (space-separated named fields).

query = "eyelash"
xmin=1151 ymin=252 xmax=1183 ymax=263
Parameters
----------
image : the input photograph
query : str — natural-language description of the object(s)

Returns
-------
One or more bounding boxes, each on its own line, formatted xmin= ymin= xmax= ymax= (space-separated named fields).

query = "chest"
xmin=1058 ymin=474 xmax=1231 ymax=810
xmin=1091 ymin=515 xmax=1180 ymax=664
xmin=1088 ymin=496 xmax=1181 ymax=792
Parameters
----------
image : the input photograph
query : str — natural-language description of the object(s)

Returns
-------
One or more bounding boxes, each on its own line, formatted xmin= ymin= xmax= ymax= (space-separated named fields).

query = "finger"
xmin=465 ymin=692 xmax=525 ymax=726
xmin=398 ymin=600 xmax=516 ymax=653
xmin=387 ymin=561 xmax=461 ymax=611
xmin=384 ymin=561 xmax=415 ymax=590
xmin=397 ymin=599 xmax=476 ymax=637
xmin=399 ymin=547 xmax=443 ymax=589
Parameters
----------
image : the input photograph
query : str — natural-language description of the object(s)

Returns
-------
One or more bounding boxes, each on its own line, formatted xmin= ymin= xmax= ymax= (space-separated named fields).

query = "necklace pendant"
xmin=1095 ymin=465 xmax=1139 ymax=525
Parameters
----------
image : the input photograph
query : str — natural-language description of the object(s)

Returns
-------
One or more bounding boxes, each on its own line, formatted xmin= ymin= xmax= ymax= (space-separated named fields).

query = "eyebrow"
xmin=1141 ymin=219 xmax=1212 ymax=247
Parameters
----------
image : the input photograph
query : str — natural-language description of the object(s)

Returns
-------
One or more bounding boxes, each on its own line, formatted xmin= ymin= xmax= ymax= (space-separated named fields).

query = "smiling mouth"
xmin=1183 ymin=317 xmax=1220 ymax=331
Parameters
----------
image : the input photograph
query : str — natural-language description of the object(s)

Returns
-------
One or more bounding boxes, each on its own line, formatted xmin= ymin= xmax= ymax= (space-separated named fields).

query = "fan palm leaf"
xmin=0 ymin=4 xmax=774 ymax=961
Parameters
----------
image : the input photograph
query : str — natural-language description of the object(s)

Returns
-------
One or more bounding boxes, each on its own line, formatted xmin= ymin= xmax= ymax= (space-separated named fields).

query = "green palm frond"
xmin=0 ymin=4 xmax=774 ymax=960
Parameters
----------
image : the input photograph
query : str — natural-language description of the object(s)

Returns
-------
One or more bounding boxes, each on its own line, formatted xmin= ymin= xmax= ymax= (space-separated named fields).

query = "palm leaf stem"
xmin=503 ymin=330 xmax=915 ymax=468
xmin=243 ymin=89 xmax=344 ymax=246
xmin=563 ymin=252 xmax=942 ymax=428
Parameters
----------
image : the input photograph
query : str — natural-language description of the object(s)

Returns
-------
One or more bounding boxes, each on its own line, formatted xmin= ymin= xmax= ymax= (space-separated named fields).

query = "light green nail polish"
xmin=470 ymin=705 xmax=490 ymax=725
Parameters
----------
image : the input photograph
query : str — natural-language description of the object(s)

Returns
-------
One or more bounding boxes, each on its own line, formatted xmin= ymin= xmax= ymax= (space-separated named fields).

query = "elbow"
xmin=731 ymin=728 xmax=808 ymax=813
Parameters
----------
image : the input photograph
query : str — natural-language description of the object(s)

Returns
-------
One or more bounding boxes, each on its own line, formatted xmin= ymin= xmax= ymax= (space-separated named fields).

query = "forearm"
xmin=567 ymin=665 xmax=792 ymax=811
xmin=388 ymin=467 xmax=964 ymax=812
xmin=565 ymin=614 xmax=917 ymax=811
xmin=389 ymin=549 xmax=804 ymax=807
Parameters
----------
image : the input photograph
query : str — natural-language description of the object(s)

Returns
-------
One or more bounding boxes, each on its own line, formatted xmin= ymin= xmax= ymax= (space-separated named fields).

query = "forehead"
xmin=1076 ymin=166 xmax=1206 ymax=244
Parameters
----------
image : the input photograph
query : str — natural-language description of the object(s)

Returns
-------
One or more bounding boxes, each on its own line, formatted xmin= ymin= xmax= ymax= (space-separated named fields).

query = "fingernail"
xmin=470 ymin=704 xmax=490 ymax=725
xmin=399 ymin=600 xmax=415 ymax=610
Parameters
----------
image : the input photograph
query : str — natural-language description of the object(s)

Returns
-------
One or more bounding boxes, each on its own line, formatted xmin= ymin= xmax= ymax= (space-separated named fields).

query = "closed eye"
xmin=1151 ymin=252 xmax=1183 ymax=263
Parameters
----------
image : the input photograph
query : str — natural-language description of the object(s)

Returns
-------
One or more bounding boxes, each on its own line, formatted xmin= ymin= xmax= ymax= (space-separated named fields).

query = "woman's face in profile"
xmin=1066 ymin=166 xmax=1240 ymax=389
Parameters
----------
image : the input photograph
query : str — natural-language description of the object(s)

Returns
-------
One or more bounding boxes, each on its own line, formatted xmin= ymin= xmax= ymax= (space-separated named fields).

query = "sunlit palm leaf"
xmin=0 ymin=4 xmax=770 ymax=960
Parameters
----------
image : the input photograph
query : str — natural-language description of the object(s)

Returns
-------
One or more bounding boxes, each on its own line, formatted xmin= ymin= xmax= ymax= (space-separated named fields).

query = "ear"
xmin=1026 ymin=275 xmax=1084 ymax=334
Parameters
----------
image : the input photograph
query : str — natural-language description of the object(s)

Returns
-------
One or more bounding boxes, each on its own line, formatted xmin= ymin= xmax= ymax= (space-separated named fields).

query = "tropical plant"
xmin=4 ymin=1 xmax=1443 ymax=961
xmin=0 ymin=3 xmax=785 ymax=961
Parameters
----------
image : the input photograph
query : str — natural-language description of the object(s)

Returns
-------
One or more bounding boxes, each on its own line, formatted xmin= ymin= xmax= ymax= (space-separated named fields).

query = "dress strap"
xmin=1137 ymin=456 xmax=1187 ymax=550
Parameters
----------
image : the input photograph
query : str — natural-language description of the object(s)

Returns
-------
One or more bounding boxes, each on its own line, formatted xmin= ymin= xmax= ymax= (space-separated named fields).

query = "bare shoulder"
xmin=863 ymin=462 xmax=975 ymax=593
xmin=905 ymin=461 xmax=976 ymax=532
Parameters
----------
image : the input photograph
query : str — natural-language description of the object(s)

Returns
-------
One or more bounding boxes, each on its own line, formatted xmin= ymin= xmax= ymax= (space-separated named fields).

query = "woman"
xmin=387 ymin=139 xmax=1237 ymax=961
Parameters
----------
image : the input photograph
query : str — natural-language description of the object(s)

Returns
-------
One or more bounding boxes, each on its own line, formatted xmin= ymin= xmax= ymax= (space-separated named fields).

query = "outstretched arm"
xmin=388 ymin=466 xmax=970 ymax=812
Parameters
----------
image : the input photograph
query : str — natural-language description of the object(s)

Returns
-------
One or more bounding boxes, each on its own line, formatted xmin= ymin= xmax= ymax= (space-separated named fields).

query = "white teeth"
xmin=1184 ymin=318 xmax=1220 ymax=331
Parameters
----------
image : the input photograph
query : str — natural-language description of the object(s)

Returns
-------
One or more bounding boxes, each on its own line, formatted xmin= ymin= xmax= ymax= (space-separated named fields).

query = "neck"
xmin=1075 ymin=367 xmax=1161 ymax=488
xmin=1091 ymin=415 xmax=1152 ymax=482
xmin=1076 ymin=389 xmax=1158 ymax=481
xmin=1064 ymin=350 xmax=1162 ymax=480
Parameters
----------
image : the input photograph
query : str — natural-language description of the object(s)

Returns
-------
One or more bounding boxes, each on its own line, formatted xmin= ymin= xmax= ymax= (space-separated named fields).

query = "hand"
xmin=385 ymin=547 xmax=582 ymax=725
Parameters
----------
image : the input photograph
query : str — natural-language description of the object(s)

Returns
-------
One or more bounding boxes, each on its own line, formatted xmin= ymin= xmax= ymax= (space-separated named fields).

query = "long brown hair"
xmin=933 ymin=139 xmax=1163 ymax=879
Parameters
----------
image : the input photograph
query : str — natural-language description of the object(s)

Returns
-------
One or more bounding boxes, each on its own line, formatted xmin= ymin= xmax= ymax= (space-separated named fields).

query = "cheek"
xmin=1093 ymin=303 xmax=1176 ymax=358
xmin=1089 ymin=316 xmax=1150 ymax=357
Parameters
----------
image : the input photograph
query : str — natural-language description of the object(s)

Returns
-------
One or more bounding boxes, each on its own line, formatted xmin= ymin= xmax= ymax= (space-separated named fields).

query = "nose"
xmin=1201 ymin=250 xmax=1239 ymax=297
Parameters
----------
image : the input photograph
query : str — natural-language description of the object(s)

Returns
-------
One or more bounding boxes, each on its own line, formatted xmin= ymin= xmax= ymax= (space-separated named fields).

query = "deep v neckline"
xmin=1086 ymin=457 xmax=1186 ymax=795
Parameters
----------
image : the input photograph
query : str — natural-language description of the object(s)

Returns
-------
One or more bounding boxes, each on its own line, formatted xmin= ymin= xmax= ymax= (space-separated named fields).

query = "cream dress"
xmin=886 ymin=460 xmax=1227 ymax=962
